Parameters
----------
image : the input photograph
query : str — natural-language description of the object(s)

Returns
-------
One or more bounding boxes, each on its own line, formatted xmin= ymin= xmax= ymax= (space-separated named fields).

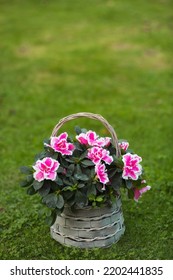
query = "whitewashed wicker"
xmin=50 ymin=113 xmax=125 ymax=248
xmin=50 ymin=195 xmax=125 ymax=248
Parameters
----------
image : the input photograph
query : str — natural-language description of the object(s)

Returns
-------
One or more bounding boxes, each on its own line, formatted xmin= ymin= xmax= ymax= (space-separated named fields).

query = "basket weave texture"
xmin=50 ymin=195 xmax=125 ymax=248
xmin=50 ymin=112 xmax=125 ymax=248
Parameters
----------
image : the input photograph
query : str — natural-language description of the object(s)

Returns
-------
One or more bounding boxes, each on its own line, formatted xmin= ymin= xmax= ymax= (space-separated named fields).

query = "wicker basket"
xmin=50 ymin=195 xmax=125 ymax=248
xmin=50 ymin=112 xmax=125 ymax=248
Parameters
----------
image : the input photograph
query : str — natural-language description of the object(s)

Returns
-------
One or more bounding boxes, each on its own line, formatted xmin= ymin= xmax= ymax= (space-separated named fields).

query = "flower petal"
xmin=43 ymin=157 xmax=53 ymax=167
xmin=46 ymin=172 xmax=57 ymax=181
xmin=58 ymin=132 xmax=68 ymax=141
xmin=33 ymin=171 xmax=44 ymax=182
xmin=76 ymin=133 xmax=88 ymax=145
xmin=51 ymin=160 xmax=60 ymax=172
xmin=119 ymin=141 xmax=129 ymax=151
xmin=87 ymin=131 xmax=98 ymax=145
xmin=134 ymin=186 xmax=151 ymax=201
xmin=95 ymin=163 xmax=109 ymax=184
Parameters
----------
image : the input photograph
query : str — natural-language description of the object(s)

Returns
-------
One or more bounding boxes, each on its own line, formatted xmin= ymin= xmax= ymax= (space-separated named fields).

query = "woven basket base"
xmin=50 ymin=197 xmax=125 ymax=248
xmin=51 ymin=223 xmax=125 ymax=248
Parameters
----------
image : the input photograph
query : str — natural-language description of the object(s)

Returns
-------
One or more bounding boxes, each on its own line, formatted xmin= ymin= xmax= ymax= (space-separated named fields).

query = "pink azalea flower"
xmin=133 ymin=185 xmax=151 ymax=201
xmin=45 ymin=132 xmax=75 ymax=155
xmin=33 ymin=157 xmax=60 ymax=182
xmin=87 ymin=131 xmax=99 ymax=146
xmin=122 ymin=153 xmax=142 ymax=180
xmin=87 ymin=146 xmax=113 ymax=165
xmin=76 ymin=130 xmax=98 ymax=146
xmin=95 ymin=137 xmax=111 ymax=147
xmin=95 ymin=163 xmax=109 ymax=184
xmin=119 ymin=141 xmax=129 ymax=151
xmin=76 ymin=132 xmax=88 ymax=145
xmin=76 ymin=130 xmax=111 ymax=147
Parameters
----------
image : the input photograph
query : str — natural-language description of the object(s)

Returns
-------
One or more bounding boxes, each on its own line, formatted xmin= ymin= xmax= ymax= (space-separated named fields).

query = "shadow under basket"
xmin=50 ymin=195 xmax=125 ymax=248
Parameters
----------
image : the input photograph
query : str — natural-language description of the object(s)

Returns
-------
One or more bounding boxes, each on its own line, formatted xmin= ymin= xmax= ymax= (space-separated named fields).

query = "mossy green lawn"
xmin=0 ymin=0 xmax=173 ymax=259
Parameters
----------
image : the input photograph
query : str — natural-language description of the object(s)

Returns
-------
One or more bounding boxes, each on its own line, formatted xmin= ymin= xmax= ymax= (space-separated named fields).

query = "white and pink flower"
xmin=45 ymin=132 xmax=75 ymax=155
xmin=87 ymin=146 xmax=113 ymax=165
xmin=33 ymin=157 xmax=60 ymax=182
xmin=122 ymin=153 xmax=142 ymax=180
xmin=95 ymin=163 xmax=109 ymax=184
xmin=133 ymin=185 xmax=151 ymax=201
xmin=76 ymin=130 xmax=98 ymax=146
xmin=76 ymin=130 xmax=111 ymax=147
xmin=119 ymin=141 xmax=129 ymax=151
xmin=95 ymin=137 xmax=111 ymax=147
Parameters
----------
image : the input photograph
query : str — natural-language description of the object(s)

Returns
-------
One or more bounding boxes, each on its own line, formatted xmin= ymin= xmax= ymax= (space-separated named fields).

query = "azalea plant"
xmin=20 ymin=126 xmax=151 ymax=225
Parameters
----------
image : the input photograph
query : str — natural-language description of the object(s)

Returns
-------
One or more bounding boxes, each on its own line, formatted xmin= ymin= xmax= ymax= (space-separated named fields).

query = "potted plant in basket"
xmin=20 ymin=113 xmax=151 ymax=248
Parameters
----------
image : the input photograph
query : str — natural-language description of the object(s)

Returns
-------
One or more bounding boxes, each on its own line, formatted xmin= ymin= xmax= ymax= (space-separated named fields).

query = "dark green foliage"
xmin=20 ymin=166 xmax=33 ymax=175
xmin=33 ymin=180 xmax=44 ymax=191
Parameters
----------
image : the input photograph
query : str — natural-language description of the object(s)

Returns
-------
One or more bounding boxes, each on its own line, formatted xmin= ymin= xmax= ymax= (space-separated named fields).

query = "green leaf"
xmin=50 ymin=182 xmax=60 ymax=192
xmin=55 ymin=176 xmax=63 ymax=186
xmin=48 ymin=152 xmax=58 ymax=160
xmin=87 ymin=184 xmax=97 ymax=196
xmin=45 ymin=214 xmax=55 ymax=226
xmin=96 ymin=182 xmax=104 ymax=192
xmin=67 ymin=196 xmax=76 ymax=207
xmin=125 ymin=180 xmax=133 ymax=189
xmin=63 ymin=178 xmax=73 ymax=186
xmin=20 ymin=179 xmax=32 ymax=188
xmin=26 ymin=175 xmax=34 ymax=185
xmin=33 ymin=180 xmax=44 ymax=191
xmin=65 ymin=158 xmax=75 ymax=163
xmin=96 ymin=195 xmax=104 ymax=202
xmin=74 ymin=125 xmax=82 ymax=135
xmin=113 ymin=156 xmax=123 ymax=167
xmin=68 ymin=164 xmax=75 ymax=172
xmin=63 ymin=190 xmax=74 ymax=200
xmin=108 ymin=168 xmax=117 ymax=178
xmin=42 ymin=193 xmax=58 ymax=208
xmin=62 ymin=186 xmax=74 ymax=192
xmin=45 ymin=209 xmax=60 ymax=226
xmin=72 ymin=149 xmax=81 ymax=158
xmin=111 ymin=172 xmax=123 ymax=190
xmin=38 ymin=182 xmax=51 ymax=197
xmin=57 ymin=166 xmax=65 ymax=174
xmin=66 ymin=168 xmax=73 ymax=177
xmin=92 ymin=201 xmax=96 ymax=207
xmin=59 ymin=156 xmax=69 ymax=168
xmin=75 ymin=190 xmax=87 ymax=207
xmin=27 ymin=186 xmax=37 ymax=195
xmin=35 ymin=151 xmax=46 ymax=160
xmin=74 ymin=173 xmax=89 ymax=181
xmin=78 ymin=183 xmax=85 ymax=189
xmin=79 ymin=151 xmax=88 ymax=160
xmin=74 ymin=142 xmax=84 ymax=151
xmin=20 ymin=166 xmax=33 ymax=174
xmin=81 ymin=159 xmax=95 ymax=167
xmin=56 ymin=194 xmax=64 ymax=209
xmin=88 ymin=194 xmax=96 ymax=201
xmin=75 ymin=164 xmax=82 ymax=175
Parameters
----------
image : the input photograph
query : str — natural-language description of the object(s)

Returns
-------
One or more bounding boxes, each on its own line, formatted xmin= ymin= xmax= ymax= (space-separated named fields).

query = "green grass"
xmin=0 ymin=0 xmax=173 ymax=260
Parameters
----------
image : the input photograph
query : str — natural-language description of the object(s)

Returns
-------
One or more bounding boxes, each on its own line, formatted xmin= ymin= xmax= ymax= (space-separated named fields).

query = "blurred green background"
xmin=0 ymin=0 xmax=173 ymax=259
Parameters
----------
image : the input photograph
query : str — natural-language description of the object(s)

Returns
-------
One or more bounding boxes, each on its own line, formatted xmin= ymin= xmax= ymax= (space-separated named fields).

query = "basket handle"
xmin=51 ymin=112 xmax=121 ymax=157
